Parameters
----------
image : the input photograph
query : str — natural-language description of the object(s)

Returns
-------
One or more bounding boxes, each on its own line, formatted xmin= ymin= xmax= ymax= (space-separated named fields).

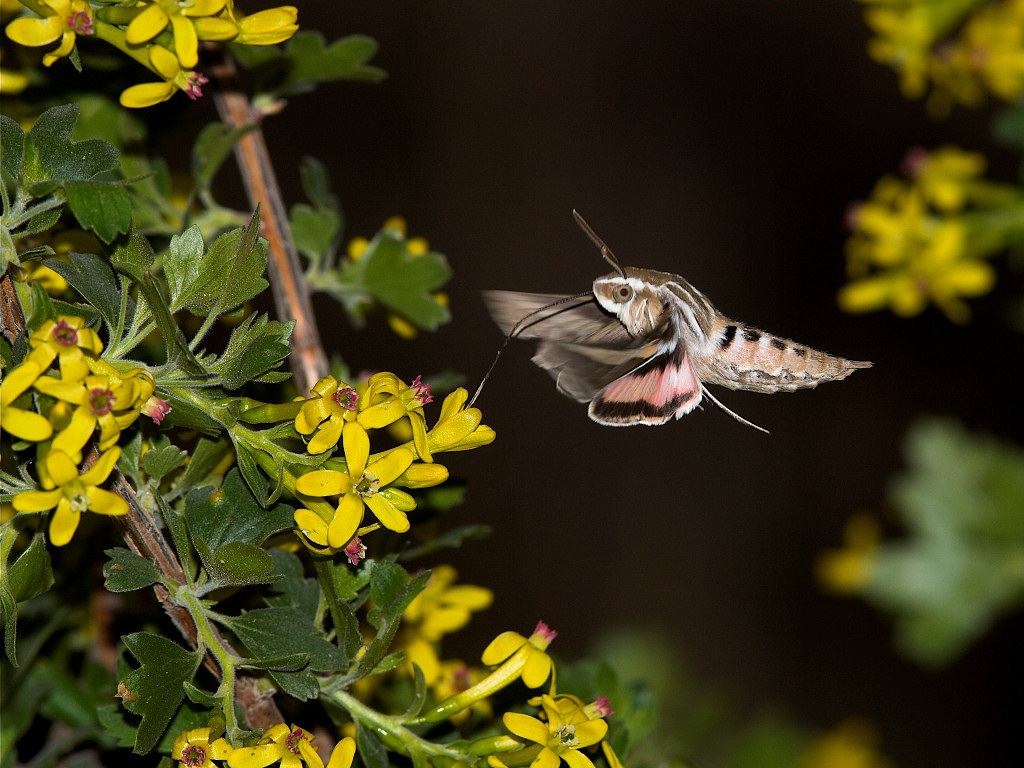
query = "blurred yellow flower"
xmin=800 ymin=718 xmax=894 ymax=768
xmin=815 ymin=514 xmax=883 ymax=595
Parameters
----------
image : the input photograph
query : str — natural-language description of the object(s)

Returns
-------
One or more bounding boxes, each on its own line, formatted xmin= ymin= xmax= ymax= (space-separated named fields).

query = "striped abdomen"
xmin=696 ymin=316 xmax=871 ymax=393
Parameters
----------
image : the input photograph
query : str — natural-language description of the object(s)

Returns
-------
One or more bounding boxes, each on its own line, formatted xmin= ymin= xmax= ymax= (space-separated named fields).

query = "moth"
xmin=478 ymin=211 xmax=870 ymax=431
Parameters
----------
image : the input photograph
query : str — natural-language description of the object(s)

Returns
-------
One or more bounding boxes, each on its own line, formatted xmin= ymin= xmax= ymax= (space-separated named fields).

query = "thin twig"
xmin=205 ymin=43 xmax=328 ymax=395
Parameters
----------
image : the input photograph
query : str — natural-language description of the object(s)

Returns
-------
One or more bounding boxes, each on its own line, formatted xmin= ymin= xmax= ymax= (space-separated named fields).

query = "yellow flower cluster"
xmin=859 ymin=0 xmax=1024 ymax=115
xmin=292 ymin=373 xmax=494 ymax=553
xmin=2 ymin=316 xmax=167 ymax=544
xmin=3 ymin=0 xmax=298 ymax=107
xmin=837 ymin=146 xmax=1017 ymax=323
xmin=172 ymin=726 xmax=355 ymax=768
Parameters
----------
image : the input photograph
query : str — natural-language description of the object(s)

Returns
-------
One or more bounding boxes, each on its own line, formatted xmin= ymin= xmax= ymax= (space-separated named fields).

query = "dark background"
xmin=250 ymin=3 xmax=1021 ymax=766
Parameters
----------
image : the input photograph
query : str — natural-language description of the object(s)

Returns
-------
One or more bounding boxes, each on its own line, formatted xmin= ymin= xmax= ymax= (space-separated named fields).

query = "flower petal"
xmin=368 ymin=447 xmax=414 ymax=486
xmin=325 ymin=737 xmax=356 ymax=768
xmin=481 ymin=631 xmax=526 ymax=665
xmin=6 ymin=16 xmax=63 ymax=47
xmin=343 ymin=421 xmax=370 ymax=478
xmin=12 ymin=488 xmax=63 ymax=513
xmin=169 ymin=13 xmax=199 ymax=68
xmin=295 ymin=469 xmax=349 ymax=497
xmin=365 ymin=494 xmax=410 ymax=533
xmin=86 ymin=486 xmax=129 ymax=516
xmin=0 ymin=407 xmax=54 ymax=442
xmin=521 ymin=650 xmax=553 ymax=688
xmin=327 ymin=494 xmax=364 ymax=549
xmin=49 ymin=497 xmax=80 ymax=546
xmin=119 ymin=81 xmax=177 ymax=109
xmin=126 ymin=3 xmax=169 ymax=45
xmin=80 ymin=446 xmax=121 ymax=485
xmin=1 ymin=361 xmax=42 ymax=405
xmin=50 ymin=405 xmax=95 ymax=455
xmin=561 ymin=749 xmax=597 ymax=768
xmin=45 ymin=449 xmax=80 ymax=486
xmin=572 ymin=719 xmax=609 ymax=748
xmin=502 ymin=713 xmax=549 ymax=745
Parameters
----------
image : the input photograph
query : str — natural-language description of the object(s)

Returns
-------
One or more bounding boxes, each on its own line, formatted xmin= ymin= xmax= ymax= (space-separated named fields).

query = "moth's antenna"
xmin=573 ymin=210 xmax=626 ymax=278
xmin=700 ymin=384 xmax=770 ymax=434
xmin=468 ymin=291 xmax=593 ymax=408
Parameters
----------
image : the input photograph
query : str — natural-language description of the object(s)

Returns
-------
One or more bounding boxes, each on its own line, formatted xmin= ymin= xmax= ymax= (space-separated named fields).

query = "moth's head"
xmin=593 ymin=272 xmax=665 ymax=336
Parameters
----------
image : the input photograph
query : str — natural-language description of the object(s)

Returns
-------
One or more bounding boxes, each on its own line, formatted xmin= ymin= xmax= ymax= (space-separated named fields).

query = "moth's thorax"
xmin=593 ymin=267 xmax=717 ymax=342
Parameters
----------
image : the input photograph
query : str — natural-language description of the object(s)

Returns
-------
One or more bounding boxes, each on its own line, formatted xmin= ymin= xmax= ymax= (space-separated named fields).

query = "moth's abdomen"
xmin=700 ymin=319 xmax=871 ymax=393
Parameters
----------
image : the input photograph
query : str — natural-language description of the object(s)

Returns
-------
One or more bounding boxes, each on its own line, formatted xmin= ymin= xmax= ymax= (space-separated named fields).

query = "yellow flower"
xmin=28 ymin=262 xmax=69 ymax=295
xmin=227 ymin=723 xmax=313 ymax=768
xmin=125 ymin=0 xmax=226 ymax=69
xmin=863 ymin=5 xmax=934 ymax=98
xmin=906 ymin=145 xmax=986 ymax=211
xmin=800 ymin=718 xmax=894 ymax=768
xmin=26 ymin=316 xmax=103 ymax=373
xmin=34 ymin=368 xmax=154 ymax=454
xmin=481 ymin=622 xmax=558 ymax=689
xmin=12 ymin=447 xmax=128 ymax=546
xmin=295 ymin=375 xmax=363 ymax=455
xmin=839 ymin=220 xmax=995 ymax=323
xmin=295 ymin=424 xmax=415 ymax=548
xmin=0 ymin=359 xmax=53 ymax=442
xmin=815 ymin=514 xmax=883 ymax=595
xmin=404 ymin=387 xmax=496 ymax=457
xmin=172 ymin=728 xmax=231 ymax=768
xmin=233 ymin=5 xmax=298 ymax=45
xmin=401 ymin=565 xmax=493 ymax=683
xmin=296 ymin=737 xmax=355 ymax=768
xmin=501 ymin=694 xmax=609 ymax=768
xmin=5 ymin=0 xmax=94 ymax=67
xmin=119 ymin=69 xmax=209 ymax=109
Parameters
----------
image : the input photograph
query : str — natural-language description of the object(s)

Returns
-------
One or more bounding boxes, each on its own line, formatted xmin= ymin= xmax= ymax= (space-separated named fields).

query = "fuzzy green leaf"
xmin=291 ymin=204 xmax=341 ymax=261
xmin=207 ymin=313 xmax=294 ymax=390
xmin=102 ymin=548 xmax=160 ymax=592
xmin=226 ymin=607 xmax=345 ymax=700
xmin=141 ymin=444 xmax=189 ymax=483
xmin=64 ymin=180 xmax=132 ymax=243
xmin=120 ymin=632 xmax=203 ymax=754
xmin=28 ymin=104 xmax=120 ymax=183
xmin=2 ymin=533 xmax=54 ymax=664
xmin=183 ymin=469 xmax=293 ymax=586
xmin=265 ymin=549 xmax=320 ymax=620
xmin=359 ymin=562 xmax=429 ymax=676
xmin=0 ymin=114 xmax=25 ymax=186
xmin=44 ymin=251 xmax=126 ymax=333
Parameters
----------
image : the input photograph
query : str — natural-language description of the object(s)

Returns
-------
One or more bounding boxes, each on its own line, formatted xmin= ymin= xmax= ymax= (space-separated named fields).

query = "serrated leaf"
xmin=28 ymin=104 xmax=120 ymax=183
xmin=192 ymin=122 xmax=255 ymax=193
xmin=177 ymin=436 xmax=233 ymax=494
xmin=44 ymin=251 xmax=126 ymax=334
xmin=207 ymin=313 xmax=294 ymax=390
xmin=361 ymin=232 xmax=451 ymax=330
xmin=65 ymin=180 xmax=132 ymax=243
xmin=22 ymin=207 xmax=62 ymax=238
xmin=286 ymin=33 xmax=386 ymax=85
xmin=233 ymin=442 xmax=269 ymax=505
xmin=225 ymin=607 xmax=344 ymax=700
xmin=210 ymin=209 xmax=268 ymax=316
xmin=120 ymin=632 xmax=203 ymax=753
xmin=163 ymin=226 xmax=207 ymax=313
xmin=234 ymin=651 xmax=309 ymax=671
xmin=359 ymin=562 xmax=429 ymax=676
xmin=102 ymin=547 xmax=160 ymax=592
xmin=2 ymin=533 xmax=54 ymax=664
xmin=182 ymin=469 xmax=293 ymax=585
xmin=265 ymin=549 xmax=319 ymax=619
xmin=141 ymin=445 xmax=188 ymax=483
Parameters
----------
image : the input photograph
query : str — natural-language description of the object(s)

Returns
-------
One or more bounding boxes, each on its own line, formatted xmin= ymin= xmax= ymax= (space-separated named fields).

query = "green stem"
xmin=325 ymin=689 xmax=466 ymax=763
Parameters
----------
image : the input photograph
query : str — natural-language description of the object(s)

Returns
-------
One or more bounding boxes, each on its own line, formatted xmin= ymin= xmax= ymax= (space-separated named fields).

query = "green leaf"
xmin=286 ymin=33 xmax=386 ymax=85
xmin=21 ymin=206 xmax=62 ymax=238
xmin=120 ymin=632 xmax=203 ymax=754
xmin=183 ymin=469 xmax=294 ymax=586
xmin=0 ymin=114 xmax=25 ymax=186
xmin=359 ymin=561 xmax=429 ymax=676
xmin=192 ymin=122 xmax=255 ymax=193
xmin=209 ymin=209 xmax=269 ymax=316
xmin=141 ymin=444 xmax=189 ymax=483
xmin=265 ymin=548 xmax=320 ymax=620
xmin=207 ymin=313 xmax=294 ymax=390
xmin=177 ymin=436 xmax=233 ymax=495
xmin=225 ymin=607 xmax=344 ymax=700
xmin=299 ymin=156 xmax=340 ymax=214
xmin=354 ymin=721 xmax=388 ymax=768
xmin=28 ymin=104 xmax=120 ymax=182
xmin=163 ymin=226 xmax=207 ymax=313
xmin=161 ymin=388 xmax=223 ymax=435
xmin=102 ymin=547 xmax=160 ymax=592
xmin=64 ymin=180 xmax=132 ymax=243
xmin=291 ymin=203 xmax=341 ymax=261
xmin=2 ymin=532 xmax=54 ymax=664
xmin=361 ymin=231 xmax=451 ymax=330
xmin=44 ymin=251 xmax=126 ymax=334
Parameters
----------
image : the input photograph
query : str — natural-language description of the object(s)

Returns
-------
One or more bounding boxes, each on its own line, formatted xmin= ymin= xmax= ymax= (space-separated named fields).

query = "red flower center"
xmin=333 ymin=386 xmax=359 ymax=411
xmin=181 ymin=744 xmax=206 ymax=767
xmin=285 ymin=728 xmax=304 ymax=754
xmin=89 ymin=388 xmax=115 ymax=416
xmin=68 ymin=9 xmax=94 ymax=34
xmin=53 ymin=320 xmax=78 ymax=346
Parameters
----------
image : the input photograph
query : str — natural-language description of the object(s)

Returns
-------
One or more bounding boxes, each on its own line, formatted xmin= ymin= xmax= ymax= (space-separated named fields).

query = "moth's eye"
xmin=614 ymin=284 xmax=634 ymax=303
